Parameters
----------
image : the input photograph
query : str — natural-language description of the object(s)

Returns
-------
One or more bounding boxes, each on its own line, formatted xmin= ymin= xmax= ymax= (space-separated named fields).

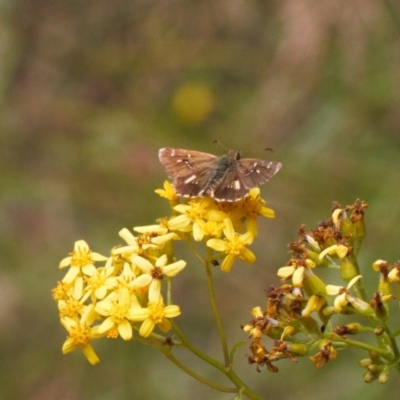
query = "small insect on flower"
xmin=158 ymin=146 xmax=282 ymax=202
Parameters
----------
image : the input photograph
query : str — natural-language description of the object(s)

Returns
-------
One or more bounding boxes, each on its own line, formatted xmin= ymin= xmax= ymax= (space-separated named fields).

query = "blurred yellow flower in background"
xmin=171 ymin=82 xmax=215 ymax=125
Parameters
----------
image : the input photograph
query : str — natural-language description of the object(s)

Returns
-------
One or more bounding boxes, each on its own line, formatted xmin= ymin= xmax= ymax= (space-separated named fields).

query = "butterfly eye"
xmin=235 ymin=151 xmax=241 ymax=161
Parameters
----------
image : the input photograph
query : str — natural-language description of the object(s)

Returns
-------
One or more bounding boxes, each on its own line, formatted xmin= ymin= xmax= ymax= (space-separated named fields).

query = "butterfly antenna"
xmin=241 ymin=147 xmax=274 ymax=155
xmin=213 ymin=140 xmax=229 ymax=151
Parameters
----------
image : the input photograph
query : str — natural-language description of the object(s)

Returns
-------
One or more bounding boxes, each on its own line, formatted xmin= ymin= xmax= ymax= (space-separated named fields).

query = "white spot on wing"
xmin=184 ymin=175 xmax=197 ymax=184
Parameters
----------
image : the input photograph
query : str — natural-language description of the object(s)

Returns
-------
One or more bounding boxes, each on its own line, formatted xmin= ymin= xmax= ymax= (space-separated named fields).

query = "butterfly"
xmin=158 ymin=147 xmax=282 ymax=202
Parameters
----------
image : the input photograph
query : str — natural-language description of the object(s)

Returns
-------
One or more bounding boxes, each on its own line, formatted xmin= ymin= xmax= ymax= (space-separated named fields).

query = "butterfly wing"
xmin=212 ymin=169 xmax=250 ymax=201
xmin=159 ymin=148 xmax=217 ymax=177
xmin=236 ymin=159 xmax=282 ymax=189
xmin=212 ymin=158 xmax=282 ymax=202
xmin=158 ymin=148 xmax=218 ymax=197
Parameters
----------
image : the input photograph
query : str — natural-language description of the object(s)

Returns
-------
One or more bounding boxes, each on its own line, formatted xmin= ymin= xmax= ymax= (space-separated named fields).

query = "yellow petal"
xmin=163 ymin=305 xmax=181 ymax=318
xmin=222 ymin=218 xmax=235 ymax=239
xmin=82 ymin=343 xmax=100 ymax=365
xmin=139 ymin=318 xmax=155 ymax=338
xmin=207 ymin=238 xmax=226 ymax=252
xmin=292 ymin=266 xmax=305 ymax=287
xmin=118 ymin=320 xmax=133 ymax=341
xmin=240 ymin=247 xmax=256 ymax=264
xmin=221 ymin=254 xmax=236 ymax=272
xmin=277 ymin=266 xmax=295 ymax=279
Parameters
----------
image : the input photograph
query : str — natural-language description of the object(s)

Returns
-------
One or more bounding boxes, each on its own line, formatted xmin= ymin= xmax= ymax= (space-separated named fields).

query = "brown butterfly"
xmin=158 ymin=147 xmax=282 ymax=202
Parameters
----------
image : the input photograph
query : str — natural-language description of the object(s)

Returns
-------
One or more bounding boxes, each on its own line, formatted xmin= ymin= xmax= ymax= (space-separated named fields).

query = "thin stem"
xmin=171 ymin=321 xmax=263 ymax=400
xmin=167 ymin=276 xmax=172 ymax=305
xmin=390 ymin=326 xmax=400 ymax=338
xmin=383 ymin=325 xmax=400 ymax=367
xmin=161 ymin=350 xmax=238 ymax=394
xmin=185 ymin=236 xmax=206 ymax=266
xmin=205 ymin=249 xmax=230 ymax=366
xmin=171 ymin=320 xmax=226 ymax=369
xmin=170 ymin=322 xmax=264 ymax=400
xmin=328 ymin=334 xmax=394 ymax=361
xmin=185 ymin=239 xmax=230 ymax=365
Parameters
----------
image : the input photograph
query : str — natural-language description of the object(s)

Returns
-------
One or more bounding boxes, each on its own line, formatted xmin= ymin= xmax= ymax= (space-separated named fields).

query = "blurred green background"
xmin=2 ymin=1 xmax=400 ymax=399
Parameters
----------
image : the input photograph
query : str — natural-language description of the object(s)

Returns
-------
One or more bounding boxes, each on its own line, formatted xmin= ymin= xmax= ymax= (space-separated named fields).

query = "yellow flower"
xmin=59 ymin=240 xmax=108 ymax=284
xmin=61 ymin=304 xmax=103 ymax=365
xmin=168 ymin=197 xmax=225 ymax=233
xmin=242 ymin=307 xmax=267 ymax=339
xmin=134 ymin=222 xmax=180 ymax=246
xmin=95 ymin=288 xmax=142 ymax=341
xmin=372 ymin=259 xmax=387 ymax=272
xmin=331 ymin=208 xmax=343 ymax=229
xmin=207 ymin=218 xmax=255 ymax=272
xmin=52 ymin=281 xmax=74 ymax=302
xmin=241 ymin=188 xmax=275 ymax=237
xmin=319 ymin=244 xmax=349 ymax=260
xmin=155 ymin=180 xmax=178 ymax=201
xmin=326 ymin=275 xmax=371 ymax=314
xmin=277 ymin=259 xmax=315 ymax=287
xmin=134 ymin=223 xmax=168 ymax=236
xmin=131 ymin=254 xmax=186 ymax=303
xmin=171 ymin=81 xmax=215 ymax=125
xmin=80 ymin=264 xmax=116 ymax=303
xmin=302 ymin=295 xmax=326 ymax=317
xmin=113 ymin=229 xmax=140 ymax=257
xmin=58 ymin=297 xmax=84 ymax=319
xmin=388 ymin=263 xmax=400 ymax=282
xmin=128 ymin=291 xmax=181 ymax=338
xmin=132 ymin=254 xmax=186 ymax=278
xmin=310 ymin=341 xmax=337 ymax=368
xmin=193 ymin=219 xmax=224 ymax=241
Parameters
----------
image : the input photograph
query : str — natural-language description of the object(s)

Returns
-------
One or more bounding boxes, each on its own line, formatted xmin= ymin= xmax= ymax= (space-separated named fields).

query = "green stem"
xmin=185 ymin=239 xmax=230 ymax=366
xmin=185 ymin=236 xmax=206 ymax=266
xmin=161 ymin=350 xmax=238 ymax=394
xmin=171 ymin=322 xmax=264 ymax=399
xmin=171 ymin=320 xmax=225 ymax=369
xmin=390 ymin=326 xmax=400 ymax=338
xmin=205 ymin=249 xmax=230 ymax=366
xmin=328 ymin=334 xmax=395 ymax=361
xmin=383 ymin=325 xmax=400 ymax=369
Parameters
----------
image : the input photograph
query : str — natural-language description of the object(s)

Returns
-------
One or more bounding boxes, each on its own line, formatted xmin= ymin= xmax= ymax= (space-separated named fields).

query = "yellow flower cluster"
xmin=52 ymin=181 xmax=276 ymax=364
xmin=52 ymin=232 xmax=184 ymax=364
xmin=242 ymin=200 xmax=400 ymax=383
xmin=157 ymin=181 xmax=275 ymax=272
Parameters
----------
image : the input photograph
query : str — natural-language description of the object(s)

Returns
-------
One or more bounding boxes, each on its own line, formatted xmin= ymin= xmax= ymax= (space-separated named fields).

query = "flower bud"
xmin=374 ymin=326 xmax=385 ymax=336
xmin=359 ymin=358 xmax=372 ymax=368
xmin=287 ymin=343 xmax=309 ymax=357
xmin=369 ymin=351 xmax=381 ymax=363
xmin=340 ymin=255 xmax=359 ymax=283
xmin=344 ymin=322 xmax=363 ymax=334
xmin=363 ymin=370 xmax=378 ymax=383
xmin=379 ymin=367 xmax=389 ymax=384
xmin=302 ymin=270 xmax=327 ymax=297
